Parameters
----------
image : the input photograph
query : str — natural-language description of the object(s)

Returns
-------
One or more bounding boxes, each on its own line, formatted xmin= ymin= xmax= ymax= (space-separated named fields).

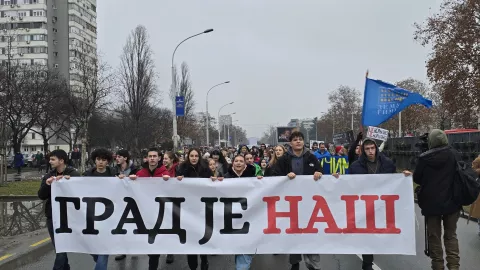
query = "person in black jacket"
xmin=38 ymin=149 xmax=80 ymax=270
xmin=82 ymin=148 xmax=116 ymax=270
xmin=413 ymin=129 xmax=461 ymax=270
xmin=176 ymin=148 xmax=212 ymax=270
xmin=272 ymin=131 xmax=323 ymax=270
xmin=350 ymin=138 xmax=411 ymax=270
xmin=348 ymin=132 xmax=363 ymax=164
xmin=223 ymin=155 xmax=263 ymax=269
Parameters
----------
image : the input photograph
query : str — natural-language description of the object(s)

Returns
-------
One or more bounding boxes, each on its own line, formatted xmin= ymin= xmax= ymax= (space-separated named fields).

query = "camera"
xmin=415 ymin=133 xmax=429 ymax=153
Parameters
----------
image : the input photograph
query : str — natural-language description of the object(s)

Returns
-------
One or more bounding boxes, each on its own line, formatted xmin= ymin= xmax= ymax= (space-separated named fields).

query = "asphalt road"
xmin=18 ymin=206 xmax=480 ymax=270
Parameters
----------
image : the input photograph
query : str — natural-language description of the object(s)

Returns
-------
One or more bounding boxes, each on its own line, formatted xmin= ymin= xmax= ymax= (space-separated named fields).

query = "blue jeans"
xmin=91 ymin=255 xmax=109 ymax=270
xmin=46 ymin=219 xmax=70 ymax=270
xmin=235 ymin=254 xmax=253 ymax=270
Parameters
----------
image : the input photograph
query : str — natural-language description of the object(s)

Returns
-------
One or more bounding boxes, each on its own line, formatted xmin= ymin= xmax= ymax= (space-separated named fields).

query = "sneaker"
xmin=166 ymin=254 xmax=174 ymax=264
xmin=115 ymin=255 xmax=126 ymax=261
xmin=290 ymin=263 xmax=300 ymax=270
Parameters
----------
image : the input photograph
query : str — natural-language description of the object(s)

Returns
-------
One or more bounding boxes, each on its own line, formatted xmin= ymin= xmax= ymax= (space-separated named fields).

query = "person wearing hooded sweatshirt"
xmin=413 ymin=129 xmax=462 ymax=270
xmin=38 ymin=149 xmax=80 ymax=270
xmin=272 ymin=131 xmax=323 ymax=270
xmin=176 ymin=148 xmax=212 ymax=270
xmin=220 ymin=154 xmax=263 ymax=269
xmin=349 ymin=138 xmax=399 ymax=270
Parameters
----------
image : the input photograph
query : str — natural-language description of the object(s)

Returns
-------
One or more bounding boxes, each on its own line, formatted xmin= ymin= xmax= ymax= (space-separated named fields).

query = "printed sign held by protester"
xmin=333 ymin=130 xmax=354 ymax=145
xmin=277 ymin=127 xmax=298 ymax=143
xmin=51 ymin=175 xmax=415 ymax=255
xmin=366 ymin=126 xmax=389 ymax=142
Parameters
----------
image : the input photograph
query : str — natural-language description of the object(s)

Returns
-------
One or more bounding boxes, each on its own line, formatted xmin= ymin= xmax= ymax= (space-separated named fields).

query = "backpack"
xmin=452 ymin=156 xmax=480 ymax=206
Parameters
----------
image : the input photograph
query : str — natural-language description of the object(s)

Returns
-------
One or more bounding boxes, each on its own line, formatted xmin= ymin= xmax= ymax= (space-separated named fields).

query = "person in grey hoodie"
xmin=272 ymin=131 xmax=323 ymax=270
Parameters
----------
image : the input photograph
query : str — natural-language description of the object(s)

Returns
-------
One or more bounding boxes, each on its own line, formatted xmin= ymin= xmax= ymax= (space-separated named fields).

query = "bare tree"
xmin=414 ymin=0 xmax=480 ymax=128
xmin=1 ymin=64 xmax=60 ymax=153
xmin=32 ymin=75 xmax=71 ymax=152
xmin=118 ymin=25 xmax=157 ymax=154
xmin=69 ymin=45 xmax=115 ymax=172
xmin=327 ymin=85 xmax=363 ymax=133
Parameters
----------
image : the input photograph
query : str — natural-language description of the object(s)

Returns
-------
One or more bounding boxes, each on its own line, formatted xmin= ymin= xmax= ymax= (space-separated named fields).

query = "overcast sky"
xmin=97 ymin=0 xmax=442 ymax=138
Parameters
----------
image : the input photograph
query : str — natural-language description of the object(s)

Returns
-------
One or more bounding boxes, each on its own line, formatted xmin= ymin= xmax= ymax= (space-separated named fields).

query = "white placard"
xmin=51 ymin=175 xmax=415 ymax=255
xmin=367 ymin=126 xmax=389 ymax=141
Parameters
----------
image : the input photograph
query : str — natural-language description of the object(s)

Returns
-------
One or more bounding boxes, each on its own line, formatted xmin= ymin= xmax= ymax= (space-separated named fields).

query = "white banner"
xmin=367 ymin=126 xmax=389 ymax=141
xmin=51 ymin=175 xmax=415 ymax=255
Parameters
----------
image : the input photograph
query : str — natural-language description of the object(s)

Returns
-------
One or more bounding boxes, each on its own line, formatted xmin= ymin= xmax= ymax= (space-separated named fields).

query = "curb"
xmin=0 ymin=238 xmax=53 ymax=270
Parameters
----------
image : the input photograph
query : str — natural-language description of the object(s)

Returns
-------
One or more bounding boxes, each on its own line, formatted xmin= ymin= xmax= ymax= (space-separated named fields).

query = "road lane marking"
xmin=0 ymin=254 xmax=14 ymax=261
xmin=356 ymin=254 xmax=382 ymax=270
xmin=30 ymin=237 xmax=50 ymax=247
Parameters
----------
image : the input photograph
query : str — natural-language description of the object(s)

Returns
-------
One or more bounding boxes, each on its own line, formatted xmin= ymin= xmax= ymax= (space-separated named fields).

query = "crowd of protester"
xmin=36 ymin=128 xmax=480 ymax=270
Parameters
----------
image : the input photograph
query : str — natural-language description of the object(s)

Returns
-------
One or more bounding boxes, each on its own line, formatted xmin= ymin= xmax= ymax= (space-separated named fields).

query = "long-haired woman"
xmin=176 ymin=148 xmax=212 ymax=270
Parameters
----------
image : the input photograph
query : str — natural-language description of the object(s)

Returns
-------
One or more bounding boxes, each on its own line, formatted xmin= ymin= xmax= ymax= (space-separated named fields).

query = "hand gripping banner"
xmin=51 ymin=175 xmax=415 ymax=255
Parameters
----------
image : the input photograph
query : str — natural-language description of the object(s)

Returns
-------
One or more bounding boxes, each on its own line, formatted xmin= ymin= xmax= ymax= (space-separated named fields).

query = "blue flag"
xmin=361 ymin=78 xmax=433 ymax=126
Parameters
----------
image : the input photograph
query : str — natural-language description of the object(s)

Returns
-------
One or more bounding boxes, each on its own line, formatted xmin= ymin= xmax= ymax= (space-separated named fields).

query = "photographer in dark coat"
xmin=413 ymin=129 xmax=461 ymax=270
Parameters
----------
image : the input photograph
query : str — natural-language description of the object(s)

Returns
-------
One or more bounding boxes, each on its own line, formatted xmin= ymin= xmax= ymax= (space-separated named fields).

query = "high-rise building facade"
xmin=0 ymin=0 xmax=97 ymax=88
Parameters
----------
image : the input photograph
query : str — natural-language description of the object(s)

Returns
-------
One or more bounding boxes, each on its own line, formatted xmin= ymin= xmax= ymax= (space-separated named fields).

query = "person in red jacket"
xmin=130 ymin=147 xmax=170 ymax=268
xmin=135 ymin=147 xmax=164 ymax=178
xmin=157 ymin=151 xmax=178 ymax=180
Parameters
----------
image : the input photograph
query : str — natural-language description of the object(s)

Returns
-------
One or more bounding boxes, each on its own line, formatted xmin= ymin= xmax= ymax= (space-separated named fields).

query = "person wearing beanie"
xmin=413 ymin=129 xmax=462 ymax=270
xmin=349 ymin=138 xmax=398 ymax=270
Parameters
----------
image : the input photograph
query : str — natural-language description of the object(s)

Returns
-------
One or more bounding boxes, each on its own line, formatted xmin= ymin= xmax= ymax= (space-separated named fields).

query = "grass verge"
xmin=0 ymin=180 xmax=41 ymax=196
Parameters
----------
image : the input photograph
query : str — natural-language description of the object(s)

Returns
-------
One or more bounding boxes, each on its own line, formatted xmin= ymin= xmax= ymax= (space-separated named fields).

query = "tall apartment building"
xmin=0 ymin=0 xmax=97 ymax=88
xmin=0 ymin=0 xmax=97 ymax=155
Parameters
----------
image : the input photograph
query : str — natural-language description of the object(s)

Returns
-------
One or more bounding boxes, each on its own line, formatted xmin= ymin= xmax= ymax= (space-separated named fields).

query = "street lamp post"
xmin=218 ymin=102 xmax=234 ymax=148
xmin=171 ymin=29 xmax=213 ymax=151
xmin=206 ymin=81 xmax=230 ymax=147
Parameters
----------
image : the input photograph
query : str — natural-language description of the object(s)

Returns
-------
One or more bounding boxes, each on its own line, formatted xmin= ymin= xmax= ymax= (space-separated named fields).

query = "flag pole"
xmin=360 ymin=70 xmax=369 ymax=133
xmin=399 ymin=112 xmax=402 ymax=138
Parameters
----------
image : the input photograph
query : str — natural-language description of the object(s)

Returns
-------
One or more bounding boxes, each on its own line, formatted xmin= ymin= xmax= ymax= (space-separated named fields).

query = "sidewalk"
xmin=0 ymin=229 xmax=52 ymax=270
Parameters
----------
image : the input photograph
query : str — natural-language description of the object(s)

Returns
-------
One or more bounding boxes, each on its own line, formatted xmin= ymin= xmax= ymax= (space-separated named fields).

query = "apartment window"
xmin=18 ymin=11 xmax=27 ymax=17
xmin=31 ymin=132 xmax=35 ymax=139
xmin=53 ymin=28 xmax=57 ymax=33
xmin=32 ymin=10 xmax=44 ymax=17
xmin=4 ymin=1 xmax=11 ymax=5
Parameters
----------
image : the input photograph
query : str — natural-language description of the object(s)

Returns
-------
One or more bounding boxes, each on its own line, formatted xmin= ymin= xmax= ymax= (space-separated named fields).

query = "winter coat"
xmin=224 ymin=164 xmax=256 ymax=178
xmin=38 ymin=166 xmax=80 ymax=219
xmin=136 ymin=166 xmax=165 ymax=177
xmin=413 ymin=146 xmax=462 ymax=216
xmin=349 ymin=140 xmax=396 ymax=175
xmin=177 ymin=162 xmax=212 ymax=178
xmin=157 ymin=163 xmax=179 ymax=177
xmin=273 ymin=147 xmax=323 ymax=176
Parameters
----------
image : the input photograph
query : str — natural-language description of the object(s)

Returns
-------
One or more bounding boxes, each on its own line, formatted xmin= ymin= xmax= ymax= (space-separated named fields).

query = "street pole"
xmin=227 ymin=125 xmax=230 ymax=147
xmin=206 ymin=81 xmax=230 ymax=147
xmin=315 ymin=117 xmax=318 ymax=141
xmin=171 ymin=29 xmax=213 ymax=151
xmin=218 ymin=102 xmax=234 ymax=148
